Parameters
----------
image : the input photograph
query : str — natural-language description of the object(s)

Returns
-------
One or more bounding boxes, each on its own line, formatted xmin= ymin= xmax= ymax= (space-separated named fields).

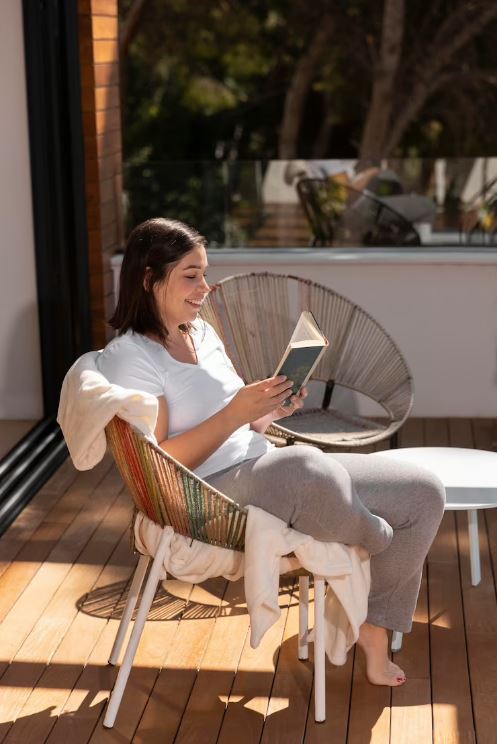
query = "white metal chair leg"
xmin=391 ymin=631 xmax=403 ymax=653
xmin=467 ymin=509 xmax=481 ymax=586
xmin=108 ymin=554 xmax=150 ymax=666
xmin=103 ymin=531 xmax=170 ymax=728
xmin=313 ymin=576 xmax=326 ymax=723
xmin=298 ymin=575 xmax=309 ymax=660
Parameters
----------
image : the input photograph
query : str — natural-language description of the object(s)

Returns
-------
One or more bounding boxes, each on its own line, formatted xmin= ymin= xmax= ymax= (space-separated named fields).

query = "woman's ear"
xmin=143 ymin=266 xmax=152 ymax=291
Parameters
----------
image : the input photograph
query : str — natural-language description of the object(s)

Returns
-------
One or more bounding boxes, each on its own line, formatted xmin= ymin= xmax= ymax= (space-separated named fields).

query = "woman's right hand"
xmin=226 ymin=376 xmax=294 ymax=427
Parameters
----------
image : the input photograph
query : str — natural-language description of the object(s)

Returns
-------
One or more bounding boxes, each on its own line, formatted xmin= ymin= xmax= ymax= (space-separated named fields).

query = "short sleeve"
xmin=96 ymin=338 xmax=164 ymax=398
xmin=201 ymin=321 xmax=239 ymax=373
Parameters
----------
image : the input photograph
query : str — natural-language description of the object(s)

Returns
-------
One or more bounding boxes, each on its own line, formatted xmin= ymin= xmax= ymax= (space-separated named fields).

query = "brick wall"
xmin=79 ymin=0 xmax=123 ymax=348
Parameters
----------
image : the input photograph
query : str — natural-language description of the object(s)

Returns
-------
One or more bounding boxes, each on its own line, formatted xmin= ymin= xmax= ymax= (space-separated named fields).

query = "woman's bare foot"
xmin=357 ymin=622 xmax=406 ymax=686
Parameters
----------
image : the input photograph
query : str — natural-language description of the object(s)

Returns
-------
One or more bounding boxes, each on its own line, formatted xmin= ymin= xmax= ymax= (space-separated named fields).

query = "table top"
xmin=375 ymin=447 xmax=497 ymax=510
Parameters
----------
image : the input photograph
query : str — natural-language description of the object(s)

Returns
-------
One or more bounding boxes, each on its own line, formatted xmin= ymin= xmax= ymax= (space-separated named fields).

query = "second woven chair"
xmin=201 ymin=272 xmax=413 ymax=450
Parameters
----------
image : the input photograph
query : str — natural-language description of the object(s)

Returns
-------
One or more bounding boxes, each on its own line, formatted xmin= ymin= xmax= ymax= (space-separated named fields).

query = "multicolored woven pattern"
xmin=105 ymin=416 xmax=247 ymax=551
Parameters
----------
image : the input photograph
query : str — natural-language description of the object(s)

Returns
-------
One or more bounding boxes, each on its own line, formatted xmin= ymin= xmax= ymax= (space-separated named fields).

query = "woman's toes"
xmin=387 ymin=659 xmax=405 ymax=676
xmin=366 ymin=668 xmax=407 ymax=687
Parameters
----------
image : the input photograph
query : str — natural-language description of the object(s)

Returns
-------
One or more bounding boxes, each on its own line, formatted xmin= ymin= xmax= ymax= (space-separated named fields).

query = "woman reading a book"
xmin=97 ymin=218 xmax=445 ymax=688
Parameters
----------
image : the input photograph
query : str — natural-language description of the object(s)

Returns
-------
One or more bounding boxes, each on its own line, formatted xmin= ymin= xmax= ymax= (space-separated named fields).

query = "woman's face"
xmin=153 ymin=243 xmax=210 ymax=330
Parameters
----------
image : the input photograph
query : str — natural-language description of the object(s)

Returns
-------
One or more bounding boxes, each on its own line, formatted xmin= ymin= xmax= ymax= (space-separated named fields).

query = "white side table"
xmin=373 ymin=447 xmax=497 ymax=652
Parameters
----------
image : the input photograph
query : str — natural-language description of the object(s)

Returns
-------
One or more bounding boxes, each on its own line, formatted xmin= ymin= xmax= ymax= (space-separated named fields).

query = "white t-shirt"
xmin=96 ymin=320 xmax=273 ymax=478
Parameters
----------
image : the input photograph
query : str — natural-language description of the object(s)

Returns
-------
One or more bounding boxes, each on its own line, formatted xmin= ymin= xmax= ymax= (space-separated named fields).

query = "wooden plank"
xmin=0 ymin=493 xmax=133 ymax=743
xmin=173 ymin=578 xmax=253 ymax=743
xmin=0 ymin=458 xmax=114 ymax=674
xmin=93 ymin=40 xmax=118 ymax=65
xmin=46 ymin=623 xmax=123 ymax=743
xmin=86 ymin=593 xmax=184 ymax=742
xmin=261 ymin=583 xmax=313 ymax=744
xmin=97 ymin=130 xmax=122 ymax=158
xmin=44 ymin=532 xmax=138 ymax=744
xmin=85 ymin=154 xmax=122 ymax=191
xmin=0 ymin=469 xmax=125 ymax=735
xmin=95 ymin=86 xmax=120 ymax=112
xmin=398 ymin=417 xmax=424 ymax=448
xmin=82 ymin=110 xmax=98 ymax=141
xmin=0 ymin=459 xmax=100 ymax=583
xmin=0 ymin=458 xmax=77 ymax=578
xmin=99 ymin=176 xmax=120 ymax=204
xmin=389 ymin=569 xmax=432 ymax=744
xmin=217 ymin=577 xmax=295 ymax=744
xmin=429 ymin=514 xmax=476 ymax=744
xmin=94 ymin=63 xmax=119 ymax=88
xmin=90 ymin=0 xmax=118 ymax=16
xmin=0 ymin=421 xmax=36 ymax=459
xmin=456 ymin=507 xmax=497 ymax=744
xmin=92 ymin=16 xmax=118 ymax=40
xmin=303 ymin=651 xmax=354 ymax=743
xmin=347 ymin=415 xmax=427 ymax=744
xmin=0 ymin=461 xmax=106 ymax=615
xmin=426 ymin=414 xmax=474 ymax=742
xmin=463 ymin=417 xmax=497 ymax=743
xmin=448 ymin=418 xmax=474 ymax=448
xmin=132 ymin=577 xmax=231 ymax=743
xmin=3 ymin=417 xmax=495 ymax=742
xmin=347 ymin=650 xmax=391 ymax=744
xmin=472 ymin=418 xmax=497 ymax=452
xmin=81 ymin=82 xmax=96 ymax=115
xmin=95 ymin=108 xmax=121 ymax=135
xmin=424 ymin=418 xmax=449 ymax=447
xmin=0 ymin=519 xmax=74 ymax=624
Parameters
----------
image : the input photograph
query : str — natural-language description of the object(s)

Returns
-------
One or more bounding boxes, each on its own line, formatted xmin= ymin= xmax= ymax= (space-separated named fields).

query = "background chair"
xmin=102 ymin=416 xmax=327 ymax=728
xmin=201 ymin=272 xmax=413 ymax=450
xmin=296 ymin=177 xmax=421 ymax=247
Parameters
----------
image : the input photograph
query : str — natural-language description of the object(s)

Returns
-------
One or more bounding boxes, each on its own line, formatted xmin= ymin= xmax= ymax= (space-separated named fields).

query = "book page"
xmin=290 ymin=310 xmax=325 ymax=344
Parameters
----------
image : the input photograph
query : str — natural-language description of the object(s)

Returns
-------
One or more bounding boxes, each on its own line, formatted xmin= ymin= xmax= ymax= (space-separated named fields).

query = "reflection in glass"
xmin=123 ymin=158 xmax=497 ymax=249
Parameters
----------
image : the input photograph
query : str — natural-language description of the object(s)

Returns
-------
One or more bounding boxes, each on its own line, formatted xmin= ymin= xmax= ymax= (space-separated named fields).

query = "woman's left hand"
xmin=273 ymin=386 xmax=308 ymax=419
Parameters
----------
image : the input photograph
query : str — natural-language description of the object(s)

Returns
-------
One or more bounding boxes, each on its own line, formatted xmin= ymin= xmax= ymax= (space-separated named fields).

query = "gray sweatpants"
xmin=207 ymin=445 xmax=445 ymax=633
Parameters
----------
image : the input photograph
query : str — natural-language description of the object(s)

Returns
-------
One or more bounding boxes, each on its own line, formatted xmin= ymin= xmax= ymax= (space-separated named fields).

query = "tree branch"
xmin=278 ymin=14 xmax=334 ymax=159
xmin=421 ymin=1 xmax=497 ymax=82
xmin=384 ymin=1 xmax=497 ymax=154
xmin=359 ymin=0 xmax=405 ymax=160
xmin=120 ymin=0 xmax=149 ymax=60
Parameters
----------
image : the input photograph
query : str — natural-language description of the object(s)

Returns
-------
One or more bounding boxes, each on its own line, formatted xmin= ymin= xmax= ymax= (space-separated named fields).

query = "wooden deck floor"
xmin=1 ymin=418 xmax=497 ymax=743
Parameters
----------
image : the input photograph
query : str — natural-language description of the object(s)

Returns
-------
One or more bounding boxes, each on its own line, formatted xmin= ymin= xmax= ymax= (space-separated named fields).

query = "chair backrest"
xmin=296 ymin=177 xmax=346 ymax=245
xmin=201 ymin=272 xmax=413 ymax=426
xmin=342 ymin=183 xmax=421 ymax=247
xmin=105 ymin=416 xmax=247 ymax=551
xmin=297 ymin=177 xmax=420 ymax=248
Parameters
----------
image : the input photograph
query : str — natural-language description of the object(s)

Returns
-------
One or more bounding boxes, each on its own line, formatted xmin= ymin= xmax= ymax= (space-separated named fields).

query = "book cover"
xmin=274 ymin=311 xmax=329 ymax=403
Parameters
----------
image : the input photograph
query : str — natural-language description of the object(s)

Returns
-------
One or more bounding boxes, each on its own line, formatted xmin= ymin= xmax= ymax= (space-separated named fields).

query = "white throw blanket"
xmin=134 ymin=509 xmax=370 ymax=664
xmin=58 ymin=351 xmax=158 ymax=470
xmin=58 ymin=351 xmax=371 ymax=664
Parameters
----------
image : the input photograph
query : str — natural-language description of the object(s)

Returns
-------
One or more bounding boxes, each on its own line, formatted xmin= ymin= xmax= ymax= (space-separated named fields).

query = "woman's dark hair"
xmin=109 ymin=218 xmax=207 ymax=344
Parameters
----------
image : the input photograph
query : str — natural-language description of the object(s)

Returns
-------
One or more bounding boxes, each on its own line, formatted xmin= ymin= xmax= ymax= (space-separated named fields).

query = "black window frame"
xmin=0 ymin=0 xmax=92 ymax=534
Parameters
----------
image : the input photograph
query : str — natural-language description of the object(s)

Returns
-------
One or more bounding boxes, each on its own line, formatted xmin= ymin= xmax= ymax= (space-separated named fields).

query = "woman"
xmin=97 ymin=217 xmax=445 ymax=687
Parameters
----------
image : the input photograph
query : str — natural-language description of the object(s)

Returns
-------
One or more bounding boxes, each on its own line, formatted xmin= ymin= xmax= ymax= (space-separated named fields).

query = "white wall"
xmin=0 ymin=1 xmax=43 ymax=418
xmin=204 ymin=250 xmax=497 ymax=417
xmin=111 ymin=248 xmax=497 ymax=416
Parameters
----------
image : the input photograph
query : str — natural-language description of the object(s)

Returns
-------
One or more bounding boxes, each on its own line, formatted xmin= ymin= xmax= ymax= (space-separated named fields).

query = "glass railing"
xmin=122 ymin=158 xmax=497 ymax=249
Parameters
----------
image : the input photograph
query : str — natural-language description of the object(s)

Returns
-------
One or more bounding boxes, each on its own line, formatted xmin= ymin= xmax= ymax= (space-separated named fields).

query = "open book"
xmin=274 ymin=311 xmax=329 ymax=403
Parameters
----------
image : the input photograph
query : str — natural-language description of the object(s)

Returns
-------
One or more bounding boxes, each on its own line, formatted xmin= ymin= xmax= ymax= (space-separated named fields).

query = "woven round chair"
xmin=296 ymin=177 xmax=421 ymax=247
xmin=103 ymin=416 xmax=328 ymax=728
xmin=200 ymin=272 xmax=413 ymax=450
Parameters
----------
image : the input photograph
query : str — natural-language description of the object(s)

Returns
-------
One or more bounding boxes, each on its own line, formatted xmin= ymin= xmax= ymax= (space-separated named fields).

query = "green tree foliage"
xmin=119 ymin=0 xmax=497 ymax=237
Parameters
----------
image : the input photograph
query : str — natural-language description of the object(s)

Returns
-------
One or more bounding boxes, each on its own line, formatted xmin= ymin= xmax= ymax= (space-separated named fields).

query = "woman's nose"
xmin=200 ymin=276 xmax=210 ymax=292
